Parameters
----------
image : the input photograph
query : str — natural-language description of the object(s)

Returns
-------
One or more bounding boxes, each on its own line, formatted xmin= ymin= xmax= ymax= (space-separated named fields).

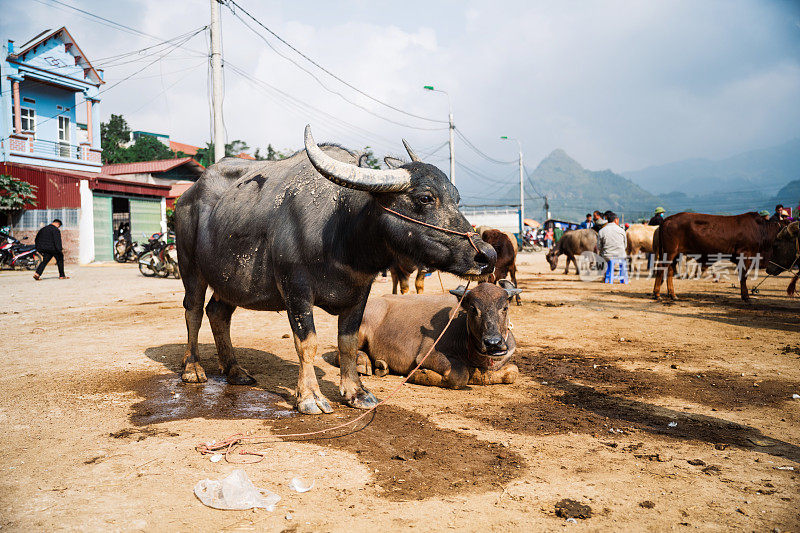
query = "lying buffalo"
xmin=334 ymin=282 xmax=521 ymax=388
xmin=765 ymin=221 xmax=799 ymax=296
xmin=545 ymin=228 xmax=598 ymax=274
xmin=175 ymin=126 xmax=496 ymax=414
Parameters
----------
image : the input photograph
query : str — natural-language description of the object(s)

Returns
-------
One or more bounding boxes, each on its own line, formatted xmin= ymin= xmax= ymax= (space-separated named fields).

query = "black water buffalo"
xmin=334 ymin=281 xmax=521 ymax=388
xmin=545 ymin=228 xmax=598 ymax=274
xmin=765 ymin=221 xmax=799 ymax=296
xmin=174 ymin=126 xmax=496 ymax=414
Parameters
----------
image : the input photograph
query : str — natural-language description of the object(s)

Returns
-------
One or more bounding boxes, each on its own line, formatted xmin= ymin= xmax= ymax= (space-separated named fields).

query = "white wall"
xmin=78 ymin=180 xmax=94 ymax=264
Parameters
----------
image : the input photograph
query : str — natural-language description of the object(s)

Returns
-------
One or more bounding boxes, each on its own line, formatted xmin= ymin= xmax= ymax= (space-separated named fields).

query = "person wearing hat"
xmin=759 ymin=210 xmax=770 ymax=219
xmin=649 ymin=207 xmax=666 ymax=226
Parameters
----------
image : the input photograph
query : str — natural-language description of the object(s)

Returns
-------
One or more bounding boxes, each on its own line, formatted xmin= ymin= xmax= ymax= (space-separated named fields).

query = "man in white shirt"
xmin=598 ymin=211 xmax=627 ymax=260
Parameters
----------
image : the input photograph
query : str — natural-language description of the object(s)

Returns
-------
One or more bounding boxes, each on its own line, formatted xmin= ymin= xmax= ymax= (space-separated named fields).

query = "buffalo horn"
xmin=402 ymin=139 xmax=422 ymax=162
xmin=304 ymin=125 xmax=410 ymax=192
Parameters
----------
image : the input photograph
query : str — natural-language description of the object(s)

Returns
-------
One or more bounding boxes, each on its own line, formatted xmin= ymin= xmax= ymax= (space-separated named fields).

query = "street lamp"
xmin=501 ymin=136 xmax=524 ymax=235
xmin=423 ymin=85 xmax=455 ymax=185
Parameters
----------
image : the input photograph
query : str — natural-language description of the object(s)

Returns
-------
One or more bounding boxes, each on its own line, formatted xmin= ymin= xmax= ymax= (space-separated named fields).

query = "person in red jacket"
xmin=33 ymin=219 xmax=68 ymax=280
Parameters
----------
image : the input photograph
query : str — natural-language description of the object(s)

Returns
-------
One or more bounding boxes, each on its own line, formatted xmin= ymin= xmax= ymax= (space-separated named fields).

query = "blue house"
xmin=1 ymin=28 xmax=170 ymax=264
xmin=1 ymin=27 xmax=103 ymax=171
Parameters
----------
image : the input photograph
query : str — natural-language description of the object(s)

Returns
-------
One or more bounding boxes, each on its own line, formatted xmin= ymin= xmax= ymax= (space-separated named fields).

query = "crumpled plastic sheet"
xmin=194 ymin=469 xmax=280 ymax=511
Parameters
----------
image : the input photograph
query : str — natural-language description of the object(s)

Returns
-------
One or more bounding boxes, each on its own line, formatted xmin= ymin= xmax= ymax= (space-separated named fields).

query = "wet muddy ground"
xmin=1 ymin=256 xmax=798 ymax=531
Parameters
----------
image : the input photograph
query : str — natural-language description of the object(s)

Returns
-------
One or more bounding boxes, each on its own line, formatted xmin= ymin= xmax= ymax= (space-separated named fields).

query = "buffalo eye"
xmin=418 ymin=194 xmax=435 ymax=205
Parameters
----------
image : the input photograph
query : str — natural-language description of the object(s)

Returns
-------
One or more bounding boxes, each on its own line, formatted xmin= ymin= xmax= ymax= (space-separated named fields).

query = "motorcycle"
xmin=113 ymin=235 xmax=146 ymax=263
xmin=0 ymin=232 xmax=42 ymax=270
xmin=520 ymin=229 xmax=543 ymax=252
xmin=138 ymin=232 xmax=180 ymax=278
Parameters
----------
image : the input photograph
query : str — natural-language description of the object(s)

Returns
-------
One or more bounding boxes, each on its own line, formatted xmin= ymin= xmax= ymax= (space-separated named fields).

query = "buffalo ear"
xmin=498 ymin=279 xmax=522 ymax=300
xmin=449 ymin=285 xmax=468 ymax=302
xmin=384 ymin=156 xmax=405 ymax=169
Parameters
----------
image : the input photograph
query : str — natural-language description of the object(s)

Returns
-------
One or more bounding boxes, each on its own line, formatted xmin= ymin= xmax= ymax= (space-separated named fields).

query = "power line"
xmin=223 ymin=0 xmax=448 ymax=125
xmin=453 ymin=127 xmax=516 ymax=165
xmin=225 ymin=6 xmax=447 ymax=132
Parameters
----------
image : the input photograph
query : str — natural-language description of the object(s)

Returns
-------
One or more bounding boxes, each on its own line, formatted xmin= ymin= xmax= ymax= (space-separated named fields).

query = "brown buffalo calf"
xmin=481 ymin=229 xmax=521 ymax=305
xmin=653 ymin=212 xmax=782 ymax=302
xmin=334 ymin=282 xmax=521 ymax=389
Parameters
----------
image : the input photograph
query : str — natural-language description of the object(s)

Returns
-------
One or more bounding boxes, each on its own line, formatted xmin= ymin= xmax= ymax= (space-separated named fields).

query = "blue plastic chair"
xmin=604 ymin=258 xmax=629 ymax=284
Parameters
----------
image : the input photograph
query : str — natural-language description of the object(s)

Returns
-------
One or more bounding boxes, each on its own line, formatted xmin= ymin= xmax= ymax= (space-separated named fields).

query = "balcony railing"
xmin=8 ymin=136 xmax=102 ymax=164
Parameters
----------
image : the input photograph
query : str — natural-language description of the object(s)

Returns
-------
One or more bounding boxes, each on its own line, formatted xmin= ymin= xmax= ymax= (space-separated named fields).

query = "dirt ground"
xmin=1 ymin=253 xmax=798 ymax=532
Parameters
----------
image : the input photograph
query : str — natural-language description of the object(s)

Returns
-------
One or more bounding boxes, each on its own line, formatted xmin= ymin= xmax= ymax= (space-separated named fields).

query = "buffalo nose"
xmin=484 ymin=335 xmax=503 ymax=349
xmin=474 ymin=240 xmax=497 ymax=274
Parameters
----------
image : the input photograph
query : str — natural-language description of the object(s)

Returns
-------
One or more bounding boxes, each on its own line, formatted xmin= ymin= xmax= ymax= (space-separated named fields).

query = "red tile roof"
xmin=170 ymin=141 xmax=200 ymax=156
xmin=101 ymin=157 xmax=204 ymax=175
xmin=236 ymin=152 xmax=256 ymax=160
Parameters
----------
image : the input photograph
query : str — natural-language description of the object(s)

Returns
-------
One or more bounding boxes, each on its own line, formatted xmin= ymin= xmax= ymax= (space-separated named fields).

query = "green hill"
xmin=499 ymin=149 xmax=661 ymax=222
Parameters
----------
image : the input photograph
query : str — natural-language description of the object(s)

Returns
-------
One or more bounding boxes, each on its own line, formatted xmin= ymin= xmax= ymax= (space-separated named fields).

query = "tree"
xmin=0 ymin=174 xmax=37 ymax=227
xmin=100 ymin=114 xmax=131 ymax=164
xmin=360 ymin=146 xmax=380 ymax=169
xmin=195 ymin=140 xmax=258 ymax=166
xmin=125 ymin=135 xmax=176 ymax=162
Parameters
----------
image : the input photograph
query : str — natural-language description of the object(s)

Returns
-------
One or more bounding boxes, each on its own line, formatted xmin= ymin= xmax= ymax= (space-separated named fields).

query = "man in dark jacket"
xmin=33 ymin=219 xmax=67 ymax=280
xmin=648 ymin=207 xmax=665 ymax=226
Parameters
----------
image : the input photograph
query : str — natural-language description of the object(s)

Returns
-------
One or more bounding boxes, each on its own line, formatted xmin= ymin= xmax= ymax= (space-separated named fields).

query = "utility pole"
xmin=501 ymin=136 xmax=524 ymax=235
xmin=423 ymin=85 xmax=455 ymax=185
xmin=544 ymin=195 xmax=551 ymax=220
xmin=210 ymin=0 xmax=225 ymax=163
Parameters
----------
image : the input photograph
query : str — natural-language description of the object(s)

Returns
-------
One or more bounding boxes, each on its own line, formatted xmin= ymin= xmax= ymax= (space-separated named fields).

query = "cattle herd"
xmin=174 ymin=126 xmax=799 ymax=415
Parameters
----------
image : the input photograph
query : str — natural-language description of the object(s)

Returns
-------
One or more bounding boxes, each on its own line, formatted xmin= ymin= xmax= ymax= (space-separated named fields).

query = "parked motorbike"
xmin=113 ymin=235 xmax=146 ymax=263
xmin=0 ymin=232 xmax=42 ymax=270
xmin=138 ymin=232 xmax=180 ymax=278
xmin=520 ymin=229 xmax=543 ymax=252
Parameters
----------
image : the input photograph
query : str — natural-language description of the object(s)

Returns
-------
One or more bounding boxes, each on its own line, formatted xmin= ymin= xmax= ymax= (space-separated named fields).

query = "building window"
xmin=58 ymin=116 xmax=70 ymax=142
xmin=19 ymin=107 xmax=36 ymax=135
xmin=22 ymin=97 xmax=35 ymax=104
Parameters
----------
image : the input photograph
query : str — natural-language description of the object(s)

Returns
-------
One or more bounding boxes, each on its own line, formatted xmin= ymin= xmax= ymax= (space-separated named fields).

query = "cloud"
xmin=3 ymin=0 xmax=798 ymax=197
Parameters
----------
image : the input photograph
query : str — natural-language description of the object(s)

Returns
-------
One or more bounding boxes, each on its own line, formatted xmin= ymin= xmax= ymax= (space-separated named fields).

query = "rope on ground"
xmin=196 ymin=281 xmax=471 ymax=463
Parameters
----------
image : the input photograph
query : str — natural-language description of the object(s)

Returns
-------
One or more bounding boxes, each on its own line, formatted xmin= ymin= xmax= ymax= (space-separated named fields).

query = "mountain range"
xmin=485 ymin=138 xmax=799 ymax=222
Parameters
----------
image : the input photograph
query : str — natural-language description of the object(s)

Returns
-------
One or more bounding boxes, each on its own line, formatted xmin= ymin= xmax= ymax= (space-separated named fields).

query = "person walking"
xmin=649 ymin=207 xmax=666 ymax=226
xmin=33 ymin=219 xmax=67 ymax=280
xmin=598 ymin=211 xmax=627 ymax=261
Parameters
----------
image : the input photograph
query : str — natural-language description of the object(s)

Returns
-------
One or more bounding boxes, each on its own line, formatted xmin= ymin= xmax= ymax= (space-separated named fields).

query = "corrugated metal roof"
xmin=101 ymin=157 xmax=204 ymax=175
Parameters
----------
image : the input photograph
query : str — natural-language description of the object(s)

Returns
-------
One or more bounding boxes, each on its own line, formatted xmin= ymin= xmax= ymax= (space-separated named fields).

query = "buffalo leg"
xmin=181 ymin=275 xmax=208 ymax=383
xmin=414 ymin=269 xmax=426 ymax=294
xmin=564 ymin=254 xmax=572 ymax=275
xmin=205 ymin=298 xmax=256 ymax=385
xmin=666 ymin=255 xmax=679 ymax=300
xmin=468 ymin=363 xmax=519 ymax=385
xmin=509 ymin=265 xmax=522 ymax=305
xmin=338 ymin=299 xmax=379 ymax=409
xmin=407 ymin=354 xmax=469 ymax=389
xmin=739 ymin=257 xmax=752 ymax=302
xmin=652 ymin=254 xmax=666 ymax=299
xmin=285 ymin=294 xmax=333 ymax=415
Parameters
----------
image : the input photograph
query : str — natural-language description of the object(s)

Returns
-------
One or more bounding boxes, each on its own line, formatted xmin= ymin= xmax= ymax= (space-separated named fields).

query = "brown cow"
xmin=652 ymin=212 xmax=782 ymax=302
xmin=626 ymin=224 xmax=657 ymax=273
xmin=481 ymin=229 xmax=521 ymax=305
xmin=545 ymin=228 xmax=598 ymax=275
xmin=389 ymin=257 xmax=428 ymax=294
xmin=334 ymin=282 xmax=521 ymax=388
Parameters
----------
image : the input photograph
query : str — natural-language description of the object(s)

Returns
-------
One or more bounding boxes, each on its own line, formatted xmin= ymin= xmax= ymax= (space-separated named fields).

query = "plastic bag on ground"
xmin=194 ymin=469 xmax=280 ymax=511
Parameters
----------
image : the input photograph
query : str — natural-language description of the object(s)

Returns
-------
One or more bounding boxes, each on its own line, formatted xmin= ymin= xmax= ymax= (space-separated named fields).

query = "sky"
xmin=3 ymin=0 xmax=799 ymax=201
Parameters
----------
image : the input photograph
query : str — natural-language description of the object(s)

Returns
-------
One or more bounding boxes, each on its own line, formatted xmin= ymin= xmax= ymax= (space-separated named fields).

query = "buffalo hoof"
xmin=181 ymin=362 xmax=207 ymax=383
xmin=297 ymin=393 xmax=334 ymax=415
xmin=374 ymin=360 xmax=389 ymax=377
xmin=345 ymin=388 xmax=379 ymax=410
xmin=651 ymin=293 xmax=660 ymax=301
xmin=227 ymin=365 xmax=256 ymax=386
